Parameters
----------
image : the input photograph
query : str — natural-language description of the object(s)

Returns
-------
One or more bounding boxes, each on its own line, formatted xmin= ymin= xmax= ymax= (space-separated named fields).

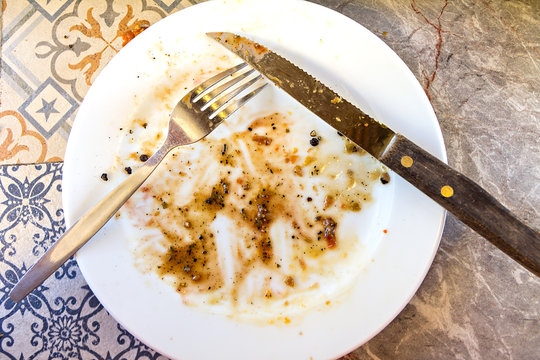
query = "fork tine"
xmin=204 ymin=74 xmax=263 ymax=116
xmin=214 ymin=83 xmax=268 ymax=121
xmin=191 ymin=62 xmax=248 ymax=98
xmin=196 ymin=68 xmax=256 ymax=108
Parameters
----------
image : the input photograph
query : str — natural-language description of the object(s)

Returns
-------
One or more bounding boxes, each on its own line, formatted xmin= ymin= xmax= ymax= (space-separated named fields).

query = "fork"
xmin=9 ymin=63 xmax=267 ymax=302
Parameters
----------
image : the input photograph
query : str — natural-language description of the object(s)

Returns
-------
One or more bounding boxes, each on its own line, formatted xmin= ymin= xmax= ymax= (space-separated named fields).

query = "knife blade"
xmin=208 ymin=31 xmax=540 ymax=276
xmin=208 ymin=32 xmax=395 ymax=160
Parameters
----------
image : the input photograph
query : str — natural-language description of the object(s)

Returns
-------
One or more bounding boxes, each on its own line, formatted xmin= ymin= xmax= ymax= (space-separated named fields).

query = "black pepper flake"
xmin=124 ymin=167 xmax=132 ymax=174
xmin=139 ymin=154 xmax=149 ymax=162
xmin=221 ymin=144 xmax=227 ymax=155
xmin=307 ymin=197 xmax=313 ymax=202
xmin=337 ymin=131 xmax=343 ymax=136
xmin=247 ymin=127 xmax=253 ymax=131
xmin=310 ymin=137 xmax=320 ymax=146
xmin=101 ymin=173 xmax=108 ymax=181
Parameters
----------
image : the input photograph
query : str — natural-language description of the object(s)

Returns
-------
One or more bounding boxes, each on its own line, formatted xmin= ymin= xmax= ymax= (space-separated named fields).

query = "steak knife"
xmin=208 ymin=32 xmax=540 ymax=276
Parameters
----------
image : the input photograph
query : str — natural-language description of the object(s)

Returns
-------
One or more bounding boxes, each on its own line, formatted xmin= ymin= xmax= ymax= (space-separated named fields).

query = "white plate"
xmin=63 ymin=0 xmax=446 ymax=359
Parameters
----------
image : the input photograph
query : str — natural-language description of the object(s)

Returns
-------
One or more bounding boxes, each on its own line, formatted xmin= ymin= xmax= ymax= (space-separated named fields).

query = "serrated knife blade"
xmin=208 ymin=32 xmax=396 ymax=159
xmin=208 ymin=31 xmax=540 ymax=276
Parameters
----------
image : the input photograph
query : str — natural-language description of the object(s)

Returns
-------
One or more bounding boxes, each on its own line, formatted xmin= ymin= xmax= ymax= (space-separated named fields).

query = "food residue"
xmin=115 ymin=59 xmax=391 ymax=322
xmin=121 ymin=23 xmax=149 ymax=47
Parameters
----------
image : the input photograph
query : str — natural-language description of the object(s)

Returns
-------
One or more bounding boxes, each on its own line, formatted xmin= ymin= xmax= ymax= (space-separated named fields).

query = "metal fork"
xmin=9 ymin=63 xmax=267 ymax=302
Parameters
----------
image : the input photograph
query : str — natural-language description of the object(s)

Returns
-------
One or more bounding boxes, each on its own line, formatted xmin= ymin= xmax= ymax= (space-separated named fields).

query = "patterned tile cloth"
xmin=0 ymin=163 xmax=170 ymax=358
xmin=1 ymin=0 xmax=196 ymax=165
xmin=0 ymin=1 xmax=197 ymax=358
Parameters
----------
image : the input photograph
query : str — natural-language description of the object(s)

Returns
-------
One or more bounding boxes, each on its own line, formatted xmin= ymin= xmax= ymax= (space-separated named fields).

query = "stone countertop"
xmin=307 ymin=0 xmax=540 ymax=359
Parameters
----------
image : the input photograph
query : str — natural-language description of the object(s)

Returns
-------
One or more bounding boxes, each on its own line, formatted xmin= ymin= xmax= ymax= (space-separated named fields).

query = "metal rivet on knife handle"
xmin=441 ymin=185 xmax=454 ymax=198
xmin=401 ymin=155 xmax=413 ymax=168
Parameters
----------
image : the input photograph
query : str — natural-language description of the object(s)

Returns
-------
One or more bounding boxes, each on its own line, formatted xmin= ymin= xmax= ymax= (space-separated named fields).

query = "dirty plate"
xmin=63 ymin=0 xmax=446 ymax=359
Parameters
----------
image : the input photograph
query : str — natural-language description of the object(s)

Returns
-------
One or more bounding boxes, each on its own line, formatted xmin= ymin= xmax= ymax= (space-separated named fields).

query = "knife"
xmin=208 ymin=32 xmax=540 ymax=277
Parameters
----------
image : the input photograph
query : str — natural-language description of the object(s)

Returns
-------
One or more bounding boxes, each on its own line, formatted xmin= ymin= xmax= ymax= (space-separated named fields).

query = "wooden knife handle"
xmin=379 ymin=134 xmax=540 ymax=277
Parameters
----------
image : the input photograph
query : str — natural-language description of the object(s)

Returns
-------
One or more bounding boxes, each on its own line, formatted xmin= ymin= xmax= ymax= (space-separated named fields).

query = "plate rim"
xmin=62 ymin=0 xmax=448 ymax=358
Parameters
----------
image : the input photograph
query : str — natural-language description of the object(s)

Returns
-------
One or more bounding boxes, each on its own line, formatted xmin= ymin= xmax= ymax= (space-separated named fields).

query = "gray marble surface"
xmin=307 ymin=0 xmax=539 ymax=359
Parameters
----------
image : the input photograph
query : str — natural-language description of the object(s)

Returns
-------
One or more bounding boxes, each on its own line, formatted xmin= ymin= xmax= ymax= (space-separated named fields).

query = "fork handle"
xmin=9 ymin=144 xmax=172 ymax=302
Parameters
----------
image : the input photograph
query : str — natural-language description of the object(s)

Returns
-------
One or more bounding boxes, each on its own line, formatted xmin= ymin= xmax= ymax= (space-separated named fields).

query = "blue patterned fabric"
xmin=0 ymin=163 xmax=168 ymax=359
